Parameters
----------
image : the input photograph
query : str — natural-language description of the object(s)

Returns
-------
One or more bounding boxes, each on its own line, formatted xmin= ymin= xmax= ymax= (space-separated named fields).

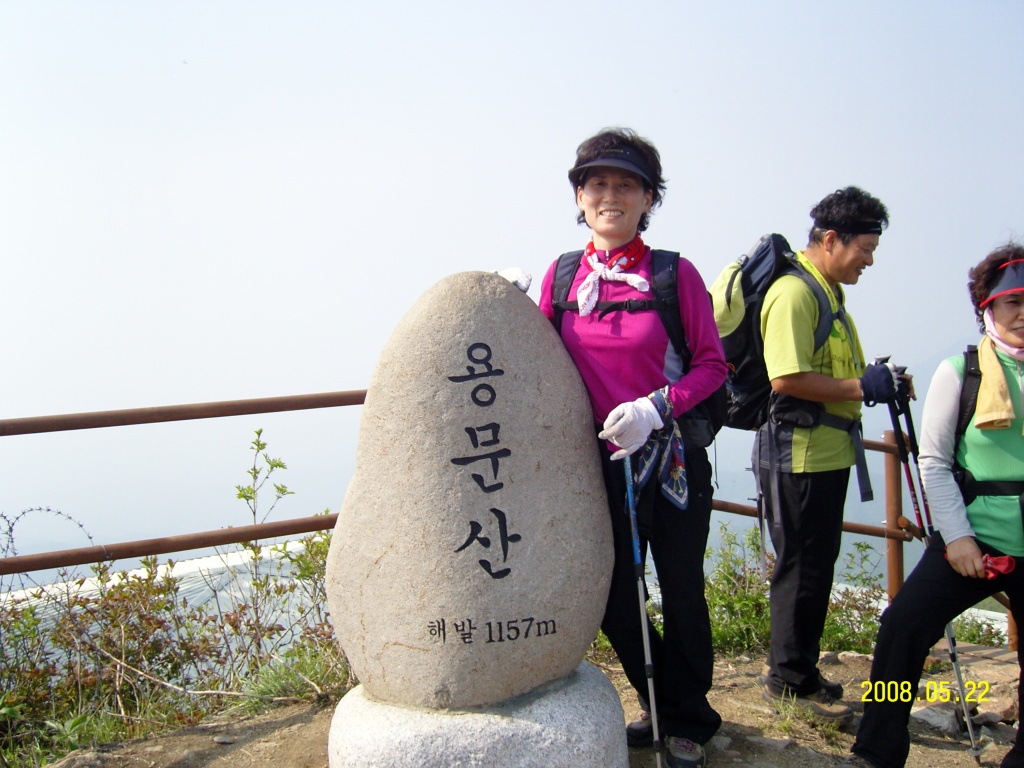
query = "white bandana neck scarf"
xmin=576 ymin=253 xmax=650 ymax=316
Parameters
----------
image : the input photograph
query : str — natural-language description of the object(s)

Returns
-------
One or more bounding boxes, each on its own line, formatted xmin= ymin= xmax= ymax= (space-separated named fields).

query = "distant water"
xmin=1 ymin=542 xmax=310 ymax=620
xmin=2 ymin=534 xmax=1006 ymax=643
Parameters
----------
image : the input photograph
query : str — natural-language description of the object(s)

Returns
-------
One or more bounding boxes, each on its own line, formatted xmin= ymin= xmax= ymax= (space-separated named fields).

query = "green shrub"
xmin=820 ymin=540 xmax=887 ymax=654
xmin=703 ymin=525 xmax=888 ymax=656
xmin=705 ymin=525 xmax=771 ymax=655
xmin=952 ymin=612 xmax=1007 ymax=647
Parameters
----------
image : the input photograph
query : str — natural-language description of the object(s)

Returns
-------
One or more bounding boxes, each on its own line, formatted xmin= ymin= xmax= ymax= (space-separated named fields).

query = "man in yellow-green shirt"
xmin=757 ymin=187 xmax=910 ymax=723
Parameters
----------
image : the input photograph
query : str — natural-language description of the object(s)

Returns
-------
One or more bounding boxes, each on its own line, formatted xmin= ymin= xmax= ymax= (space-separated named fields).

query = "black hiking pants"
xmin=599 ymin=440 xmax=722 ymax=745
xmin=852 ymin=536 xmax=1024 ymax=768
xmin=761 ymin=466 xmax=849 ymax=696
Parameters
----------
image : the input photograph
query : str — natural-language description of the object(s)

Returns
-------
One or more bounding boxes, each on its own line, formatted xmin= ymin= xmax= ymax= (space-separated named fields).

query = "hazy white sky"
xmin=0 ymin=1 xmax=1021 ymax=562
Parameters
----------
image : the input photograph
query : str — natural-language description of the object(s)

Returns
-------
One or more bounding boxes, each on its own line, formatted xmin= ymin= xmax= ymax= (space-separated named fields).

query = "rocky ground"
xmin=47 ymin=644 xmax=1021 ymax=768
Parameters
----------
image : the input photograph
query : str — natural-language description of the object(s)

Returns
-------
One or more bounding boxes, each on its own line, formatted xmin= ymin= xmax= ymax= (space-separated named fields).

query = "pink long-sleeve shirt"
xmin=539 ymin=247 xmax=727 ymax=426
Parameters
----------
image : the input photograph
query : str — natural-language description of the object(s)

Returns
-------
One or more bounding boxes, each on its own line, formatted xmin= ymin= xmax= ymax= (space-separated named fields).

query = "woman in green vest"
xmin=840 ymin=242 xmax=1024 ymax=768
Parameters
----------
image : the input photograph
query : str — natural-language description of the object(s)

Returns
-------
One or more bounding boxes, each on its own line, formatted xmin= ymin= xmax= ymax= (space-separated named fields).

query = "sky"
xmin=0 ymin=1 xmax=1021 ymax=571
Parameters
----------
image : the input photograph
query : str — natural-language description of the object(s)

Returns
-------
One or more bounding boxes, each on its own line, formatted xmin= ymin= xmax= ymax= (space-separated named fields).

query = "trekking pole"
xmin=899 ymin=388 xmax=937 ymax=538
xmin=944 ymin=624 xmax=983 ymax=763
xmin=876 ymin=357 xmax=928 ymax=538
xmin=749 ymin=456 xmax=769 ymax=580
xmin=876 ymin=357 xmax=982 ymax=764
xmin=623 ymin=455 xmax=663 ymax=768
xmin=756 ymin=491 xmax=770 ymax=581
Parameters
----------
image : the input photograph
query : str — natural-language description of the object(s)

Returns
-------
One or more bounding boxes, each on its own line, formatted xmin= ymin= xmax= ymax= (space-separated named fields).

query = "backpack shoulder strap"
xmin=954 ymin=344 xmax=981 ymax=457
xmin=551 ymin=251 xmax=584 ymax=335
xmin=649 ymin=250 xmax=689 ymax=363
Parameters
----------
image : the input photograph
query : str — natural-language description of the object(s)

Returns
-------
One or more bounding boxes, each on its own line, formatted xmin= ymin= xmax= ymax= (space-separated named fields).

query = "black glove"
xmin=860 ymin=362 xmax=900 ymax=407
xmin=895 ymin=372 xmax=911 ymax=404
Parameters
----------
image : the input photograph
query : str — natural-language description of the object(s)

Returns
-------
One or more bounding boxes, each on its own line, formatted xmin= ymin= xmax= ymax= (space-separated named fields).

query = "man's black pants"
xmin=761 ymin=466 xmax=850 ymax=695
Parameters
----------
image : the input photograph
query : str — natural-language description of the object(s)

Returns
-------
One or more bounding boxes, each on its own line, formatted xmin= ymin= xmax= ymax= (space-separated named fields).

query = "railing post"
xmin=883 ymin=429 xmax=905 ymax=601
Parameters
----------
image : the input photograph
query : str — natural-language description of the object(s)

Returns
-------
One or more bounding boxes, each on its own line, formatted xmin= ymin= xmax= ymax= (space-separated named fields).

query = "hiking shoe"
xmin=762 ymin=683 xmax=854 ymax=724
xmin=836 ymin=755 xmax=877 ymax=768
xmin=758 ymin=663 xmax=844 ymax=699
xmin=625 ymin=709 xmax=653 ymax=747
xmin=665 ymin=736 xmax=706 ymax=768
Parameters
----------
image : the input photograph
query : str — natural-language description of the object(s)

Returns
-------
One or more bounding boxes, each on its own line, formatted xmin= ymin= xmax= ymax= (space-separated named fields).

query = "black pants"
xmin=599 ymin=442 xmax=722 ymax=744
xmin=852 ymin=537 xmax=1024 ymax=768
xmin=761 ymin=466 xmax=850 ymax=695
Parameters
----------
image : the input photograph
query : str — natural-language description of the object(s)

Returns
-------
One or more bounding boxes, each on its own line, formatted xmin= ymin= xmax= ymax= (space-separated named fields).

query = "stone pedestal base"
xmin=328 ymin=661 xmax=627 ymax=768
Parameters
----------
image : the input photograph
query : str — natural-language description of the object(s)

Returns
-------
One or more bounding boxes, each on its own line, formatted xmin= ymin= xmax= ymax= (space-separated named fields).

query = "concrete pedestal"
xmin=328 ymin=661 xmax=627 ymax=768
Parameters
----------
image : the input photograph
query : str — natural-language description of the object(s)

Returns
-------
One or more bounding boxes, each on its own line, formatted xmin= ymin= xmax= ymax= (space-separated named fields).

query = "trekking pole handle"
xmin=897 ymin=369 xmax=921 ymax=454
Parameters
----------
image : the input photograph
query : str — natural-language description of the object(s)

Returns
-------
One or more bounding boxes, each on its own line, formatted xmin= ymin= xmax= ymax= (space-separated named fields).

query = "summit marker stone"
xmin=326 ymin=271 xmax=613 ymax=709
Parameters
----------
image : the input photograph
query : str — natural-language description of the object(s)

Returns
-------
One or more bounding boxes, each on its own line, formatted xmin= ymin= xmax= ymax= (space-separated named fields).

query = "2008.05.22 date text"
xmin=861 ymin=680 xmax=990 ymax=703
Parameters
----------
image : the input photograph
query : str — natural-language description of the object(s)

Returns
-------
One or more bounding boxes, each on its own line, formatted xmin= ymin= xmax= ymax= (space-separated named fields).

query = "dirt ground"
xmin=48 ymin=646 xmax=1021 ymax=768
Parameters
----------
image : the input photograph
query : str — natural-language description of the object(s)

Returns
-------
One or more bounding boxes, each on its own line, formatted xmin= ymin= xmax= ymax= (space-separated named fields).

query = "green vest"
xmin=952 ymin=349 xmax=1024 ymax=555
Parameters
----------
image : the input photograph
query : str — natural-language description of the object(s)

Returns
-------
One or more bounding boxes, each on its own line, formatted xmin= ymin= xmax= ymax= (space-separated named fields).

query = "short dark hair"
xmin=968 ymin=242 xmax=1024 ymax=331
xmin=808 ymin=186 xmax=889 ymax=245
xmin=569 ymin=128 xmax=666 ymax=232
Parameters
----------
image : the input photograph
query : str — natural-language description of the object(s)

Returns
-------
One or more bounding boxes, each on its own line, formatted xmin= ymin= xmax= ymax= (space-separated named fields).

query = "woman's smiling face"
xmin=576 ymin=168 xmax=652 ymax=250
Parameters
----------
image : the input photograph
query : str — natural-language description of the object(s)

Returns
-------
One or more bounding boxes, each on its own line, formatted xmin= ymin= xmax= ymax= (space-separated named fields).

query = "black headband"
xmin=813 ymin=219 xmax=884 ymax=236
xmin=981 ymin=259 xmax=1024 ymax=307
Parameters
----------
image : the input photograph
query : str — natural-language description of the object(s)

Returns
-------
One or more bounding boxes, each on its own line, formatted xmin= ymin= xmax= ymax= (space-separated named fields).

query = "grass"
xmin=767 ymin=690 xmax=845 ymax=745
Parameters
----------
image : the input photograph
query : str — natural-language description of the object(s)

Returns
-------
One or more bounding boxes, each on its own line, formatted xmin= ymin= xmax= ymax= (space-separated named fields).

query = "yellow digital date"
xmin=860 ymin=680 xmax=990 ymax=703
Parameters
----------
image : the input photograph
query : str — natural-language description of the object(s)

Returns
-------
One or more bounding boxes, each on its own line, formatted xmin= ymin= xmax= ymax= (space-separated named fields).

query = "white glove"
xmin=496 ymin=267 xmax=532 ymax=292
xmin=599 ymin=396 xmax=664 ymax=460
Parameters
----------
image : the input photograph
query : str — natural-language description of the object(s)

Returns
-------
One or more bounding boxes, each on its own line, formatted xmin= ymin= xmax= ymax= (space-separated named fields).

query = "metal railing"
xmin=0 ymin=394 xmax=1014 ymax=648
xmin=0 ymin=390 xmax=366 ymax=437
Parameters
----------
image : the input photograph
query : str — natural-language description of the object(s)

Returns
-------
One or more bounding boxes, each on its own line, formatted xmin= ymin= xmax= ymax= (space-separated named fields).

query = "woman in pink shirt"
xmin=538 ymin=128 xmax=726 ymax=768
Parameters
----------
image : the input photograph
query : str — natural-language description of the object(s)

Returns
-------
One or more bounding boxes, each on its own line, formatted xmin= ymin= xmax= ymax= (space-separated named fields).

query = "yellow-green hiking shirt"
xmin=758 ymin=252 xmax=866 ymax=473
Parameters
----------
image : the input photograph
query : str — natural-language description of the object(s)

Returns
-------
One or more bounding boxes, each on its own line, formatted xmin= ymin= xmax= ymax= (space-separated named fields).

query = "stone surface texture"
xmin=327 ymin=661 xmax=628 ymax=768
xmin=326 ymin=271 xmax=613 ymax=709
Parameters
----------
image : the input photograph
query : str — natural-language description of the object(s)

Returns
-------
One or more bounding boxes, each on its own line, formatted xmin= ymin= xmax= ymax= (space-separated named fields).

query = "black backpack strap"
xmin=595 ymin=298 xmax=665 ymax=318
xmin=971 ymin=480 xmax=1024 ymax=496
xmin=955 ymin=345 xmax=981 ymax=456
xmin=819 ymin=411 xmax=873 ymax=502
xmin=550 ymin=250 xmax=584 ymax=335
xmin=951 ymin=345 xmax=982 ymax=502
xmin=649 ymin=250 xmax=689 ymax=363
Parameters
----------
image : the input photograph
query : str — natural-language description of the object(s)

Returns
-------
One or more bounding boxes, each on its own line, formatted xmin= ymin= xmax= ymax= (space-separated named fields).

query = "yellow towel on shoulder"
xmin=974 ymin=336 xmax=1016 ymax=430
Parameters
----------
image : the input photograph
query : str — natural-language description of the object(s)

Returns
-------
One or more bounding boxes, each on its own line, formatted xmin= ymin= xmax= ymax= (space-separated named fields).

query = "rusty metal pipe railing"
xmin=0 ymin=390 xmax=368 ymax=437
xmin=711 ymin=498 xmax=912 ymax=542
xmin=0 ymin=424 xmax=913 ymax=578
xmin=0 ymin=513 xmax=339 ymax=576
xmin=0 ymin=400 xmax=1010 ymax=652
xmin=0 ymin=495 xmax=915 ymax=578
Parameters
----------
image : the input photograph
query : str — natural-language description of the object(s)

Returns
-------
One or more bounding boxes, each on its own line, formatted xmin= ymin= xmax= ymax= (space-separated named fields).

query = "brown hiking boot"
xmin=762 ymin=683 xmax=854 ymax=724
xmin=759 ymin=662 xmax=844 ymax=699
